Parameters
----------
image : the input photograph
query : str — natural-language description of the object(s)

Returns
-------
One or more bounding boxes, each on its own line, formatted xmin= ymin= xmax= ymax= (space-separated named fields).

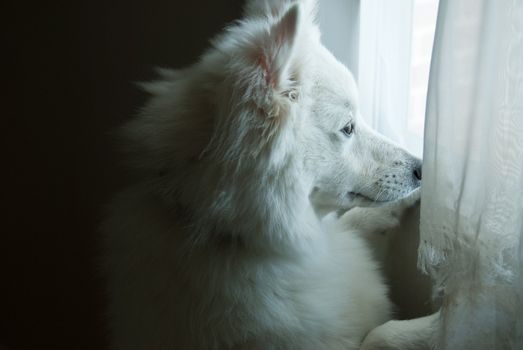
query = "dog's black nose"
xmin=413 ymin=163 xmax=423 ymax=181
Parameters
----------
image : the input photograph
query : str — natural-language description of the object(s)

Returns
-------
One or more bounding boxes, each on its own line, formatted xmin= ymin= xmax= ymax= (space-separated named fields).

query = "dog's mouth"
xmin=348 ymin=191 xmax=369 ymax=200
xmin=348 ymin=191 xmax=388 ymax=202
xmin=348 ymin=184 xmax=420 ymax=207
xmin=347 ymin=190 xmax=412 ymax=207
xmin=346 ymin=191 xmax=390 ymax=207
xmin=331 ymin=191 xmax=391 ymax=217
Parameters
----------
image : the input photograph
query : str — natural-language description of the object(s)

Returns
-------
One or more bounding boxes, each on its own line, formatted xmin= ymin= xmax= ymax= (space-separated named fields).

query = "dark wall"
xmin=2 ymin=1 xmax=243 ymax=349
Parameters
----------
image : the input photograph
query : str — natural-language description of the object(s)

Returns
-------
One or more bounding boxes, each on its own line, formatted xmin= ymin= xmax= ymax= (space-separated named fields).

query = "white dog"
xmin=102 ymin=1 xmax=436 ymax=349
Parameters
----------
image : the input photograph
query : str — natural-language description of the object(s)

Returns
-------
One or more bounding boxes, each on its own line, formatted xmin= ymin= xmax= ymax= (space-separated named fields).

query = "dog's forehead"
xmin=311 ymin=45 xmax=359 ymax=107
xmin=309 ymin=62 xmax=358 ymax=115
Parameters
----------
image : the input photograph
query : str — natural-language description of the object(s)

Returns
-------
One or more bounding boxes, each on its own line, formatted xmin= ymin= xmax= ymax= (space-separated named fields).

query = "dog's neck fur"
xmin=172 ymin=151 xmax=323 ymax=256
xmin=129 ymin=6 xmax=325 ymax=256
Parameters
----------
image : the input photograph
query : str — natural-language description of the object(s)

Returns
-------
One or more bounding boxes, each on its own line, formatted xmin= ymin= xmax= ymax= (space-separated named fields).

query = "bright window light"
xmin=408 ymin=0 xmax=439 ymax=139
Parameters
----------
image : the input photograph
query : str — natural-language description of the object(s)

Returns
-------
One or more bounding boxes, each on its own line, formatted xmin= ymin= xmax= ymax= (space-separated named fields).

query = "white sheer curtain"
xmin=419 ymin=0 xmax=523 ymax=348
xmin=320 ymin=1 xmax=523 ymax=346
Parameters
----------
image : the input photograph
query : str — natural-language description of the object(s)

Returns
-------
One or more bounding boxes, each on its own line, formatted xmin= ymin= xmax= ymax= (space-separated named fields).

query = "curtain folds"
xmin=419 ymin=0 xmax=523 ymax=348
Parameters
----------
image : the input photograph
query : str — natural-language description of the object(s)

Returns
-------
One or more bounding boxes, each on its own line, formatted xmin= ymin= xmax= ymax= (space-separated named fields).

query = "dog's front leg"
xmin=359 ymin=311 xmax=439 ymax=350
xmin=329 ymin=188 xmax=421 ymax=262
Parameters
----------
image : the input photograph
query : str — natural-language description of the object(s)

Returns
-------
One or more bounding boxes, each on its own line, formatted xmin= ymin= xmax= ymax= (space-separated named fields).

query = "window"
xmin=319 ymin=0 xmax=439 ymax=157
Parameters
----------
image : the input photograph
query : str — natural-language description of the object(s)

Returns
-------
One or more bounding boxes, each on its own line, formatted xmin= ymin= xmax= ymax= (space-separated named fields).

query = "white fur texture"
xmin=102 ymin=1 xmax=429 ymax=349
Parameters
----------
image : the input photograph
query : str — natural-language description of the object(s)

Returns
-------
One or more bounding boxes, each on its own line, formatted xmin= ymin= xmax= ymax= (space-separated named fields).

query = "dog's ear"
xmin=256 ymin=4 xmax=300 ymax=90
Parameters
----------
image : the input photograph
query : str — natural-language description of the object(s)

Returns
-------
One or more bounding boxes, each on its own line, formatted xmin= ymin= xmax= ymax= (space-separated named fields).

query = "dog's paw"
xmin=359 ymin=323 xmax=398 ymax=350
xmin=377 ymin=187 xmax=421 ymax=221
xmin=338 ymin=206 xmax=400 ymax=234
xmin=337 ymin=188 xmax=420 ymax=234
xmin=360 ymin=313 xmax=439 ymax=350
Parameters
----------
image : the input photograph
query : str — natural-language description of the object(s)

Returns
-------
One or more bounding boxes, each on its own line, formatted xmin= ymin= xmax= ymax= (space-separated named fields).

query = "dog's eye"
xmin=340 ymin=122 xmax=354 ymax=137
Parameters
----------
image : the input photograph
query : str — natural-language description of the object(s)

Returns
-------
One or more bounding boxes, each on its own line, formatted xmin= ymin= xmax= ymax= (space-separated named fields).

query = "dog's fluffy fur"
xmin=102 ymin=1 xmax=434 ymax=349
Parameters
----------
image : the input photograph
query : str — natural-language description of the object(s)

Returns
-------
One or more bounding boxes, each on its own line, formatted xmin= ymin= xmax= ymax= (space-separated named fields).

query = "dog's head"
xmin=131 ymin=0 xmax=421 ymax=216
xmin=205 ymin=0 xmax=421 ymax=211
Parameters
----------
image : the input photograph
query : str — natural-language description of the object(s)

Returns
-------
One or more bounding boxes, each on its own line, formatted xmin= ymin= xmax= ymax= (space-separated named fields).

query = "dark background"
xmin=2 ymin=1 xmax=243 ymax=349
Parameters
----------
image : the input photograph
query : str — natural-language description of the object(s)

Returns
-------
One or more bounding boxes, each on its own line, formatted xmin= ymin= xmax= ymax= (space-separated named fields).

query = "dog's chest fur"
xmin=104 ymin=187 xmax=391 ymax=350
